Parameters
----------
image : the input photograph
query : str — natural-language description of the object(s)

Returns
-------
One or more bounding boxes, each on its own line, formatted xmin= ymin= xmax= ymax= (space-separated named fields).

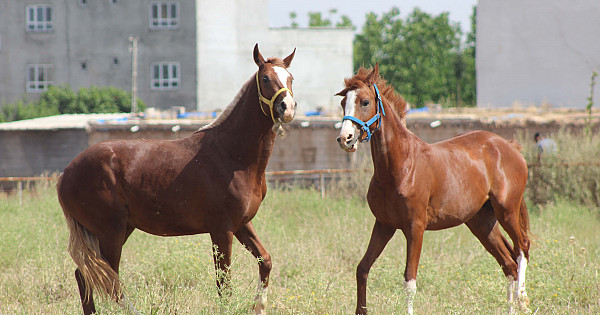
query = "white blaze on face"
xmin=339 ymin=90 xmax=359 ymax=145
xmin=273 ymin=66 xmax=295 ymax=122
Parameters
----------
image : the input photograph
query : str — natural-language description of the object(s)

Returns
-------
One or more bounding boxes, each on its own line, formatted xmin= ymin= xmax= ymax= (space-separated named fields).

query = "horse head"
xmin=335 ymin=64 xmax=383 ymax=152
xmin=253 ymin=44 xmax=297 ymax=124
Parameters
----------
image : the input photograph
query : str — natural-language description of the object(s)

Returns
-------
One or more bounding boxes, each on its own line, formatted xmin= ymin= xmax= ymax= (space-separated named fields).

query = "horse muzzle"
xmin=276 ymin=94 xmax=297 ymax=123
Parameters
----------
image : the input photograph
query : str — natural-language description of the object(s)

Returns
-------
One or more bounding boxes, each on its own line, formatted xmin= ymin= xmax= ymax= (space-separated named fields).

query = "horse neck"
xmin=201 ymin=77 xmax=276 ymax=170
xmin=370 ymin=98 xmax=422 ymax=181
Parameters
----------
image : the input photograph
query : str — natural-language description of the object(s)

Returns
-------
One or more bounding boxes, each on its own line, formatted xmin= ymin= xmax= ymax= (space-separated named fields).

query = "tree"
xmin=308 ymin=12 xmax=332 ymax=27
xmin=337 ymin=15 xmax=354 ymax=28
xmin=354 ymin=7 xmax=475 ymax=107
xmin=458 ymin=5 xmax=477 ymax=106
xmin=289 ymin=11 xmax=298 ymax=28
xmin=289 ymin=9 xmax=354 ymax=29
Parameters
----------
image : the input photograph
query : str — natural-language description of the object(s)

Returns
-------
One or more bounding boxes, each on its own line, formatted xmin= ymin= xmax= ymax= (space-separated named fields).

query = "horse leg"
xmin=490 ymin=196 xmax=531 ymax=309
xmin=235 ymin=222 xmax=271 ymax=315
xmin=356 ymin=220 xmax=396 ymax=315
xmin=98 ymin=225 xmax=138 ymax=314
xmin=401 ymin=223 xmax=425 ymax=315
xmin=75 ymin=268 xmax=96 ymax=315
xmin=465 ymin=202 xmax=519 ymax=307
xmin=70 ymin=220 xmax=134 ymax=315
xmin=210 ymin=230 xmax=234 ymax=297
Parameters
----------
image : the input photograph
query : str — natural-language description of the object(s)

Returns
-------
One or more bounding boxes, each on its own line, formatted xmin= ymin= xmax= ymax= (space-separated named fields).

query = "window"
xmin=149 ymin=2 xmax=179 ymax=29
xmin=26 ymin=5 xmax=53 ymax=32
xmin=151 ymin=62 xmax=180 ymax=89
xmin=27 ymin=64 xmax=53 ymax=92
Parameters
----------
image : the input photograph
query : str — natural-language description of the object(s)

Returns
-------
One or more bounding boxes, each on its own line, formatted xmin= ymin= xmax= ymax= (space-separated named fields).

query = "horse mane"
xmin=199 ymin=74 xmax=255 ymax=131
xmin=200 ymin=58 xmax=289 ymax=131
xmin=344 ymin=67 xmax=408 ymax=119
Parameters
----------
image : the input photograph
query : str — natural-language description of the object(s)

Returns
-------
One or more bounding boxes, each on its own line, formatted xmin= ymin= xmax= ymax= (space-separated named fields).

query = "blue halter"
xmin=342 ymin=84 xmax=386 ymax=142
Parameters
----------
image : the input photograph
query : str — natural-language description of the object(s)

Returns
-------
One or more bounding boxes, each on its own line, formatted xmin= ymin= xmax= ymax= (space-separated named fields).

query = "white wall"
xmin=269 ymin=28 xmax=354 ymax=115
xmin=195 ymin=0 xmax=354 ymax=113
xmin=477 ymin=0 xmax=600 ymax=108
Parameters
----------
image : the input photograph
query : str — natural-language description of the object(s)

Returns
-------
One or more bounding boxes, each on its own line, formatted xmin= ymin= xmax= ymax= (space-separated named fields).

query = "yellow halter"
xmin=256 ymin=72 xmax=293 ymax=123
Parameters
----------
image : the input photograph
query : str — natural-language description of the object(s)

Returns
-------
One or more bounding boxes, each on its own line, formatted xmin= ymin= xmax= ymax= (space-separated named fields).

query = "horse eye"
xmin=361 ymin=100 xmax=370 ymax=107
xmin=262 ymin=76 xmax=269 ymax=82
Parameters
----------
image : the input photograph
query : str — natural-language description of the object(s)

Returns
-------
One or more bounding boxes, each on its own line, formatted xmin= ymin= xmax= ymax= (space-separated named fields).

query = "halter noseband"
xmin=256 ymin=72 xmax=293 ymax=124
xmin=342 ymin=84 xmax=386 ymax=142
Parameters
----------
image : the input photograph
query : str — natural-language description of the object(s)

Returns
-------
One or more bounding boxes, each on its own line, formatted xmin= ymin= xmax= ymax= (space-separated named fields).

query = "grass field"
xmin=1 ymin=184 xmax=599 ymax=314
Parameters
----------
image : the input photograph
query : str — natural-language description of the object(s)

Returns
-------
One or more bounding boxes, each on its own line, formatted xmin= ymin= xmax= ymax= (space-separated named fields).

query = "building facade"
xmin=0 ymin=0 xmax=353 ymax=113
xmin=477 ymin=0 xmax=600 ymax=108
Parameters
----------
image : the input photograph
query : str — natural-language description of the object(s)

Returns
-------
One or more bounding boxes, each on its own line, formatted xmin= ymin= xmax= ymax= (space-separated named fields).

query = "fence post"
xmin=18 ymin=180 xmax=23 ymax=206
xmin=320 ymin=172 xmax=325 ymax=199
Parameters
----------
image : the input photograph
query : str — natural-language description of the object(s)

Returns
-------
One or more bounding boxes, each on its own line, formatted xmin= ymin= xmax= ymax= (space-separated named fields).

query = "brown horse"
xmin=57 ymin=44 xmax=296 ymax=315
xmin=335 ymin=65 xmax=531 ymax=314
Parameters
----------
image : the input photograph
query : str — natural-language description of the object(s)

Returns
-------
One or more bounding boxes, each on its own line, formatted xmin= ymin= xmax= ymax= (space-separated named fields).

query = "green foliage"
xmin=585 ymin=71 xmax=597 ymax=136
xmin=308 ymin=12 xmax=332 ymax=27
xmin=0 ymin=85 xmax=146 ymax=122
xmin=354 ymin=6 xmax=476 ymax=107
xmin=289 ymin=11 xmax=298 ymax=28
xmin=288 ymin=8 xmax=354 ymax=29
xmin=337 ymin=15 xmax=354 ymax=28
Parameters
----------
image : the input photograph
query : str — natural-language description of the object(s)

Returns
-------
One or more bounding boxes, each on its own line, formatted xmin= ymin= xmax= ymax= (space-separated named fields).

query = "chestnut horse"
xmin=57 ymin=44 xmax=296 ymax=315
xmin=335 ymin=65 xmax=531 ymax=314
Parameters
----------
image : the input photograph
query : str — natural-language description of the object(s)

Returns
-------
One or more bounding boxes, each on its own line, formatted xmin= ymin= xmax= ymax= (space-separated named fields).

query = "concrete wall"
xmin=2 ymin=115 xmax=586 ymax=177
xmin=477 ymin=0 xmax=600 ymax=108
xmin=0 ymin=129 xmax=87 ymax=177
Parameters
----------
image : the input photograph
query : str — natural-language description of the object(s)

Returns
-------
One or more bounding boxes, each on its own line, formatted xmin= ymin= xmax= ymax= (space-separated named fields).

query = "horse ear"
xmin=335 ymin=88 xmax=349 ymax=97
xmin=367 ymin=63 xmax=379 ymax=83
xmin=283 ymin=48 xmax=296 ymax=68
xmin=253 ymin=43 xmax=265 ymax=67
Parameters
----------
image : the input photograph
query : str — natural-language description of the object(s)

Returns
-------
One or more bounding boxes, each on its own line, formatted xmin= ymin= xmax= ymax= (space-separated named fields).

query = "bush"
xmin=0 ymin=85 xmax=146 ymax=122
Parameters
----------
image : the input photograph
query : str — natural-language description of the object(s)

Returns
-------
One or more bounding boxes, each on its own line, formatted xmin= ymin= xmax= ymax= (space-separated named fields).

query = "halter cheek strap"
xmin=342 ymin=84 xmax=386 ymax=142
xmin=256 ymin=72 xmax=293 ymax=124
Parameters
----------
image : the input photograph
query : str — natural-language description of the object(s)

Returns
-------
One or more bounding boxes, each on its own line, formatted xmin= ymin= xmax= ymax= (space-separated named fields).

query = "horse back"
xmin=58 ymin=135 xmax=267 ymax=235
xmin=431 ymin=130 xmax=528 ymax=190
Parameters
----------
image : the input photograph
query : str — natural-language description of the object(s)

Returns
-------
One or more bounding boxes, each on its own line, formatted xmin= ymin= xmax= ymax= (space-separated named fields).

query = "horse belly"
xmin=426 ymin=195 xmax=489 ymax=230
xmin=129 ymin=203 xmax=210 ymax=236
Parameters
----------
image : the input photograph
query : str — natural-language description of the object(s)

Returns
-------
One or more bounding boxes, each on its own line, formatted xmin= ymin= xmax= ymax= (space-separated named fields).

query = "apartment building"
xmin=0 ymin=0 xmax=353 ymax=113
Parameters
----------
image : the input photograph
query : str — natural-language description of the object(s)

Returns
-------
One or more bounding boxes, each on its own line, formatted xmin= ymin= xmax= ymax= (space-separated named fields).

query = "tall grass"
xmin=1 ymin=184 xmax=599 ymax=314
xmin=518 ymin=129 xmax=600 ymax=209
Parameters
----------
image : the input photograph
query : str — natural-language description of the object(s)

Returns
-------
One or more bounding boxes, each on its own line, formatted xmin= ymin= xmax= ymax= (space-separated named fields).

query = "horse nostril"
xmin=294 ymin=102 xmax=298 ymax=109
xmin=280 ymin=101 xmax=287 ymax=110
xmin=345 ymin=134 xmax=354 ymax=144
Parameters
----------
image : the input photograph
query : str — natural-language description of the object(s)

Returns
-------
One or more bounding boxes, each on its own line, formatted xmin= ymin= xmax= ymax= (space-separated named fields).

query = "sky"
xmin=269 ymin=0 xmax=477 ymax=34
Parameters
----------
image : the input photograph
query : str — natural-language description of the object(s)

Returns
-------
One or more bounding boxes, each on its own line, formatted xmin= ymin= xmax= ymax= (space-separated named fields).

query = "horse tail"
xmin=58 ymin=178 xmax=120 ymax=302
xmin=519 ymin=198 xmax=532 ymax=259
